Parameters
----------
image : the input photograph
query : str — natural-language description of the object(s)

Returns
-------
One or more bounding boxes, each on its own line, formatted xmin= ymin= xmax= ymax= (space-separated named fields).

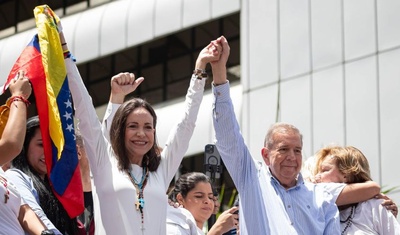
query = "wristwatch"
xmin=41 ymin=229 xmax=55 ymax=235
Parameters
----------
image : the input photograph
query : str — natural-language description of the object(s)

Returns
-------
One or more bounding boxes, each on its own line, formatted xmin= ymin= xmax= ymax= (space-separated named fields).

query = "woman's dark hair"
xmin=168 ymin=172 xmax=211 ymax=202
xmin=12 ymin=116 xmax=78 ymax=235
xmin=110 ymin=98 xmax=161 ymax=172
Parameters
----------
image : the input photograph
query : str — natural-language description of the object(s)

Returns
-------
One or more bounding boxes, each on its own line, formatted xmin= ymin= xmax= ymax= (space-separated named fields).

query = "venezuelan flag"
xmin=2 ymin=5 xmax=84 ymax=218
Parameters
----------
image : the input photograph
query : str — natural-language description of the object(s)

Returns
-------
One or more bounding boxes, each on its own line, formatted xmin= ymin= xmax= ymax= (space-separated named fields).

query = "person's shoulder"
xmin=5 ymin=168 xmax=30 ymax=179
xmin=318 ymin=182 xmax=346 ymax=194
xmin=303 ymin=181 xmax=338 ymax=202
xmin=303 ymin=181 xmax=344 ymax=191
xmin=312 ymin=183 xmax=334 ymax=195
xmin=303 ymin=180 xmax=324 ymax=193
xmin=167 ymin=206 xmax=195 ymax=229
xmin=362 ymin=197 xmax=384 ymax=208
xmin=166 ymin=206 xmax=200 ymax=234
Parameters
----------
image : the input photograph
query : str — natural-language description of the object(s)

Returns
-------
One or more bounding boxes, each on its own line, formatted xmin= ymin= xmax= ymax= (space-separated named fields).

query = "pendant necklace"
xmin=126 ymin=165 xmax=149 ymax=232
xmin=340 ymin=205 xmax=355 ymax=235
xmin=0 ymin=175 xmax=10 ymax=204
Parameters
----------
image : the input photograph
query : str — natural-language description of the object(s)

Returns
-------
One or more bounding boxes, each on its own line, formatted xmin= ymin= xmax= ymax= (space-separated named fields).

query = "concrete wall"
xmin=241 ymin=0 xmax=400 ymax=220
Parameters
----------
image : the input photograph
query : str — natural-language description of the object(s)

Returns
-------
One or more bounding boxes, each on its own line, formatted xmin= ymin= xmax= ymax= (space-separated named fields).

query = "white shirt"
xmin=0 ymin=168 xmax=24 ymax=235
xmin=6 ymin=169 xmax=61 ymax=234
xmin=166 ymin=206 xmax=203 ymax=235
xmin=67 ymin=57 xmax=206 ymax=235
xmin=340 ymin=199 xmax=400 ymax=235
xmin=319 ymin=182 xmax=347 ymax=203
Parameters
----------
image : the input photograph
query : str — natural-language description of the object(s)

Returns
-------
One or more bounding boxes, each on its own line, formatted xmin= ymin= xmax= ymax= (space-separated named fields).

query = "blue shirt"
xmin=212 ymin=82 xmax=340 ymax=235
xmin=269 ymin=170 xmax=340 ymax=234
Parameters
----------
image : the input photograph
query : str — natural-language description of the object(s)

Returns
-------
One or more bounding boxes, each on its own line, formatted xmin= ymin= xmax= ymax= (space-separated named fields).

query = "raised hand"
xmin=9 ymin=70 xmax=32 ymax=99
xmin=110 ymin=72 xmax=144 ymax=104
xmin=195 ymin=39 xmax=223 ymax=70
xmin=210 ymin=36 xmax=230 ymax=69
xmin=210 ymin=36 xmax=230 ymax=85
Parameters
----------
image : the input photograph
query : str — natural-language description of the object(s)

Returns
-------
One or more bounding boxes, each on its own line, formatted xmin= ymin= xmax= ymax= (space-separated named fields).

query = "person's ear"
xmin=176 ymin=193 xmax=184 ymax=206
xmin=342 ymin=175 xmax=348 ymax=183
xmin=261 ymin=147 xmax=270 ymax=165
xmin=76 ymin=145 xmax=82 ymax=160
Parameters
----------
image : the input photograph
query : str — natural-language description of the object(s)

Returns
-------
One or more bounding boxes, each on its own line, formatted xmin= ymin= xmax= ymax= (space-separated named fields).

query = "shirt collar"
xmin=266 ymin=166 xmax=304 ymax=190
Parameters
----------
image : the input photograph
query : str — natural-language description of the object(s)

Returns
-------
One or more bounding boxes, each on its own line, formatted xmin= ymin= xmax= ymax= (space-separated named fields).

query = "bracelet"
xmin=41 ymin=229 xmax=55 ymax=235
xmin=193 ymin=68 xmax=208 ymax=79
xmin=6 ymin=96 xmax=31 ymax=107
xmin=213 ymin=81 xmax=228 ymax=87
xmin=63 ymin=51 xmax=71 ymax=59
xmin=63 ymin=51 xmax=76 ymax=62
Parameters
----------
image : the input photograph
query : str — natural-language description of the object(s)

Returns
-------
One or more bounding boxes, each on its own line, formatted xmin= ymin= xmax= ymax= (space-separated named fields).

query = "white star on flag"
xmin=66 ymin=124 xmax=74 ymax=132
xmin=64 ymin=99 xmax=72 ymax=109
xmin=63 ymin=111 xmax=72 ymax=120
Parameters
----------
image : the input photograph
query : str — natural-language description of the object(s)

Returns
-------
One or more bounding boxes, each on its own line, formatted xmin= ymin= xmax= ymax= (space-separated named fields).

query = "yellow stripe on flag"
xmin=34 ymin=6 xmax=66 ymax=160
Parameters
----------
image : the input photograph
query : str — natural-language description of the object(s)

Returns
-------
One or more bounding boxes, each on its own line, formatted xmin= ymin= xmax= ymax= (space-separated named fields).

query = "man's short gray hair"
xmin=264 ymin=122 xmax=303 ymax=148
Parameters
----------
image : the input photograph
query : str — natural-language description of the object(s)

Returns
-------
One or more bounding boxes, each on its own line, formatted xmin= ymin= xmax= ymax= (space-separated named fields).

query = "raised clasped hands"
xmin=210 ymin=36 xmax=230 ymax=69
xmin=205 ymin=36 xmax=230 ymax=85
xmin=196 ymin=37 xmax=224 ymax=69
xmin=194 ymin=36 xmax=230 ymax=87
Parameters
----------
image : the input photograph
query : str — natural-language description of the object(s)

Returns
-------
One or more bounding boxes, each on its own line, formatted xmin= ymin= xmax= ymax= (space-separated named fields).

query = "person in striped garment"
xmin=210 ymin=36 xmax=340 ymax=235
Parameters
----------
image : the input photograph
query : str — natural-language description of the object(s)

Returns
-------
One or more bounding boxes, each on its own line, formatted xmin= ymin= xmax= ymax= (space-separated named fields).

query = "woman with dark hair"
xmin=167 ymin=172 xmax=239 ymax=235
xmin=168 ymin=172 xmax=214 ymax=235
xmin=6 ymin=116 xmax=76 ymax=235
xmin=109 ymin=98 xmax=161 ymax=172
xmin=0 ymin=71 xmax=51 ymax=235
xmin=63 ymin=29 xmax=223 ymax=234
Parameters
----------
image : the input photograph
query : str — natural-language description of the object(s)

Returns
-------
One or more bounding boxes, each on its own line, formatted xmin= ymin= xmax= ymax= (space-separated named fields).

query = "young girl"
xmin=167 ymin=172 xmax=238 ymax=235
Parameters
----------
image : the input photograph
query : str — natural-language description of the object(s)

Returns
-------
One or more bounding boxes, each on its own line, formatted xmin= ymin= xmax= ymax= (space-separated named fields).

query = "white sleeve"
xmin=166 ymin=206 xmax=199 ymax=235
xmin=101 ymin=102 xmax=121 ymax=142
xmin=159 ymin=75 xmax=205 ymax=187
xmin=66 ymin=57 xmax=112 ymax=174
xmin=371 ymin=199 xmax=400 ymax=235
xmin=319 ymin=182 xmax=346 ymax=204
xmin=166 ymin=223 xmax=191 ymax=235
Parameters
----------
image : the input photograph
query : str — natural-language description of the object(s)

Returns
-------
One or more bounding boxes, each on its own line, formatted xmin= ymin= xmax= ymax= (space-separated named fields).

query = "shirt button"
xmin=217 ymin=92 xmax=221 ymax=96
xmin=287 ymin=205 xmax=291 ymax=208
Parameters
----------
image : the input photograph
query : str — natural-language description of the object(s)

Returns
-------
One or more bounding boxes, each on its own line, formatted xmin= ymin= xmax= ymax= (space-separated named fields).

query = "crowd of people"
xmin=0 ymin=26 xmax=399 ymax=235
